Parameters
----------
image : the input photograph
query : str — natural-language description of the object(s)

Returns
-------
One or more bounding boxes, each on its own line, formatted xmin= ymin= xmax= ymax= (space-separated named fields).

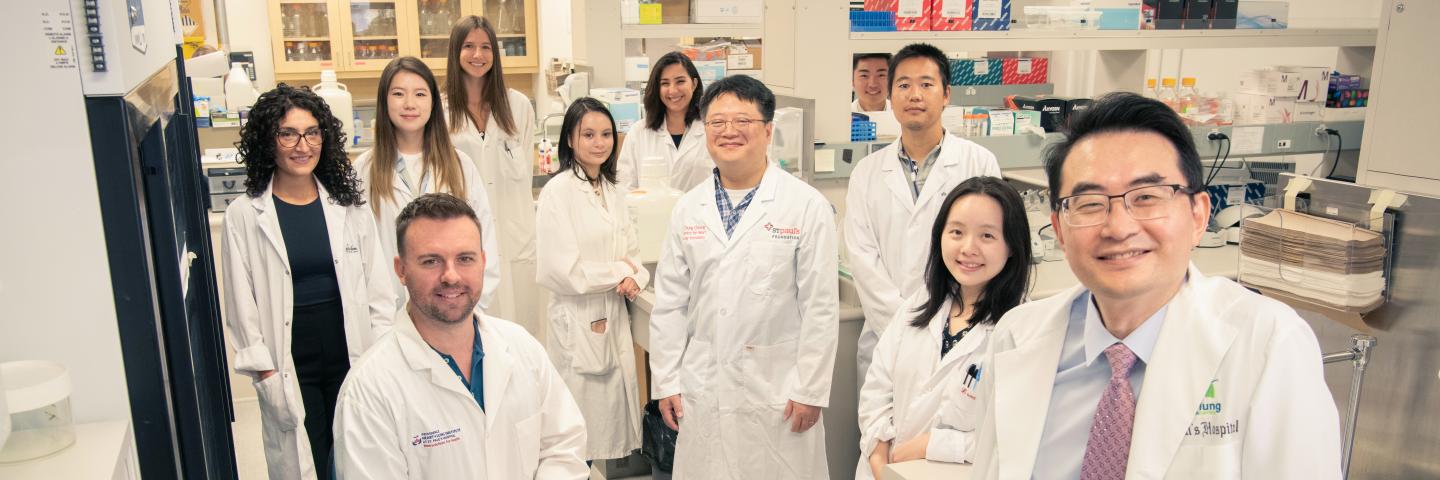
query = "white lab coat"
xmin=970 ymin=265 xmax=1342 ymax=479
xmin=534 ymin=171 xmax=650 ymax=460
xmin=353 ymin=148 xmax=501 ymax=312
xmin=450 ymin=89 xmax=545 ymax=341
xmin=616 ymin=117 xmax=714 ymax=192
xmin=845 ymin=132 xmax=1000 ymax=385
xmin=855 ymin=294 xmax=991 ymax=480
xmin=649 ymin=164 xmax=840 ymax=479
xmin=221 ymin=179 xmax=397 ymax=480
xmin=333 ymin=309 xmax=589 ymax=479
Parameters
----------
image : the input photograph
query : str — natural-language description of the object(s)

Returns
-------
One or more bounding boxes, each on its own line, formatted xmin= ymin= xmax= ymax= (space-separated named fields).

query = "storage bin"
xmin=0 ymin=361 xmax=75 ymax=464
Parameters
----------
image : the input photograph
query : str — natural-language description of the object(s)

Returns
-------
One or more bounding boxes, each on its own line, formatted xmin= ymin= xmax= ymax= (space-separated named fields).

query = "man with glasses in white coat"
xmin=847 ymin=42 xmax=1001 ymax=388
xmin=969 ymin=93 xmax=1341 ymax=479
xmin=649 ymin=75 xmax=839 ymax=479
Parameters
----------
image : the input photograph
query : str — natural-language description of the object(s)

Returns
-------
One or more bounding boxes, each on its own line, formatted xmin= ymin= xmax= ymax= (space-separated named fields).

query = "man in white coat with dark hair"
xmin=649 ymin=75 xmax=839 ymax=479
xmin=334 ymin=193 xmax=588 ymax=479
xmin=970 ymin=92 xmax=1341 ymax=479
xmin=847 ymin=42 xmax=1001 ymax=386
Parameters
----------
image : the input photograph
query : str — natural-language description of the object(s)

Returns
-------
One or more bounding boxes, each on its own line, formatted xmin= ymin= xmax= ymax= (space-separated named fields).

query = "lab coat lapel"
xmin=675 ymin=119 xmax=704 ymax=159
xmin=912 ymin=135 xmax=963 ymax=215
xmin=724 ymin=165 xmax=780 ymax=245
xmin=253 ymin=181 xmax=290 ymax=268
xmin=879 ymin=142 xmax=917 ymax=212
xmin=1127 ymin=266 xmax=1238 ymax=478
xmin=316 ymin=181 xmax=346 ymax=264
xmin=478 ymin=317 xmax=513 ymax=429
xmin=395 ymin=310 xmax=477 ymax=401
xmin=993 ymin=289 xmax=1075 ymax=479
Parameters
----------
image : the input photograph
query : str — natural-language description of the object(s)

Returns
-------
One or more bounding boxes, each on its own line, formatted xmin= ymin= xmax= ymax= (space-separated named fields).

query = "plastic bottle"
xmin=1215 ymin=93 xmax=1235 ymax=126
xmin=1143 ymin=78 xmax=1158 ymax=99
xmin=1178 ymin=77 xmax=1199 ymax=116
xmin=224 ymin=64 xmax=260 ymax=112
xmin=626 ymin=156 xmax=683 ymax=264
xmin=537 ymin=137 xmax=555 ymax=174
xmin=1157 ymin=77 xmax=1179 ymax=111
xmin=314 ymin=70 xmax=355 ymax=141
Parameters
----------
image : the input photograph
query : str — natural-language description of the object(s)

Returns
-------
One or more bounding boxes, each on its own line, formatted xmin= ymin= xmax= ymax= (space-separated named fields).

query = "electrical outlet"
xmin=1276 ymin=139 xmax=1292 ymax=149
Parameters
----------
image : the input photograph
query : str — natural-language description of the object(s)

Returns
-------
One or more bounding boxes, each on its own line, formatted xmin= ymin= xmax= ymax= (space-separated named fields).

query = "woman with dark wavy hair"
xmin=856 ymin=176 xmax=1031 ymax=479
xmin=222 ymin=83 xmax=396 ymax=480
xmin=614 ymin=51 xmax=713 ymax=191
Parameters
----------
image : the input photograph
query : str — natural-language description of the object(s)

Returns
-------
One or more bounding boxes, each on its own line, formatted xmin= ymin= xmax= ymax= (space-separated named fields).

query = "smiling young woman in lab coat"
xmin=444 ymin=16 xmax=544 ymax=336
xmin=616 ymin=51 xmax=715 ymax=192
xmin=535 ymin=98 xmax=649 ymax=461
xmin=856 ymin=176 xmax=1031 ymax=479
xmin=222 ymin=84 xmax=396 ymax=480
xmin=353 ymin=57 xmax=501 ymax=311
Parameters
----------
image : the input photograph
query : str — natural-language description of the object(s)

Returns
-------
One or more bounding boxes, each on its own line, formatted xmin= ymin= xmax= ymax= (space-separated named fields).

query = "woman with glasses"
xmin=857 ymin=176 xmax=1031 ymax=479
xmin=445 ymin=16 xmax=543 ymax=338
xmin=222 ymin=84 xmax=397 ymax=479
xmin=615 ymin=51 xmax=714 ymax=192
xmin=535 ymin=98 xmax=648 ymax=462
xmin=354 ymin=56 xmax=501 ymax=309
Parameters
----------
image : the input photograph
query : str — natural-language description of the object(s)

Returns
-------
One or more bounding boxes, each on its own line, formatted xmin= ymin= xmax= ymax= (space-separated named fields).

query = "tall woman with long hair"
xmin=354 ymin=56 xmax=501 ymax=309
xmin=855 ymin=176 xmax=1032 ymax=479
xmin=445 ymin=15 xmax=544 ymax=338
xmin=535 ymin=98 xmax=649 ymax=461
xmin=222 ymin=84 xmax=396 ymax=479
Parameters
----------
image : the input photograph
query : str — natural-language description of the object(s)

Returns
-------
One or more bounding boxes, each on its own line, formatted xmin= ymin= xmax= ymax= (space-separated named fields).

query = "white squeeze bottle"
xmin=626 ymin=156 xmax=682 ymax=264
xmin=314 ymin=70 xmax=354 ymax=141
xmin=224 ymin=64 xmax=260 ymax=112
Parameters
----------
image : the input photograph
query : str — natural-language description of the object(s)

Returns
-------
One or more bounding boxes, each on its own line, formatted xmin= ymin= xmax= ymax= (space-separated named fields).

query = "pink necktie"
xmin=1080 ymin=343 xmax=1139 ymax=480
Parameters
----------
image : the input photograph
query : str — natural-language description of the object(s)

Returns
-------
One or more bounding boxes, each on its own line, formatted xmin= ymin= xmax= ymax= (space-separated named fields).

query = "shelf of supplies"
xmin=849 ymin=27 xmax=1376 ymax=53
xmin=950 ymin=83 xmax=1056 ymax=107
xmin=282 ymin=37 xmax=331 ymax=42
xmin=621 ymin=23 xmax=763 ymax=39
xmin=498 ymin=33 xmax=528 ymax=38
xmin=353 ymin=35 xmax=399 ymax=40
xmin=420 ymin=34 xmax=449 ymax=40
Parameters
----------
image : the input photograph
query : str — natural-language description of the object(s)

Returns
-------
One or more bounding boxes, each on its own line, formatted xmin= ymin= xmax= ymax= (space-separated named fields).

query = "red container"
xmin=1002 ymin=57 xmax=1049 ymax=84
xmin=930 ymin=0 xmax=973 ymax=30
xmin=893 ymin=0 xmax=932 ymax=30
xmin=864 ymin=0 xmax=895 ymax=10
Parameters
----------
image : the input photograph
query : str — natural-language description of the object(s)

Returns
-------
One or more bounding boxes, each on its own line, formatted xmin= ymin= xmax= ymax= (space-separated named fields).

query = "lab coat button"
xmin=720 ymin=309 xmax=730 ymax=316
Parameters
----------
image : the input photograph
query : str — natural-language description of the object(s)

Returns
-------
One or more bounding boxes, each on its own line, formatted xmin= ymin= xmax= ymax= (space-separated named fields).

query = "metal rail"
xmin=1322 ymin=334 xmax=1378 ymax=479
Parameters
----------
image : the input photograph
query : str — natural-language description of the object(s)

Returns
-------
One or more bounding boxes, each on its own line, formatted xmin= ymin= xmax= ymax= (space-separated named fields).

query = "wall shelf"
xmin=849 ymin=27 xmax=1377 ymax=53
xmin=621 ymin=23 xmax=763 ymax=39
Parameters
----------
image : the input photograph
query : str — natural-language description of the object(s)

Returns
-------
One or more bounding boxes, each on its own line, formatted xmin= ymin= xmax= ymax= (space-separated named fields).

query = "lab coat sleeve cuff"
xmin=926 ymin=428 xmax=973 ymax=464
xmin=653 ymin=382 xmax=683 ymax=400
xmin=789 ymin=390 xmax=830 ymax=409
xmin=233 ymin=343 xmax=276 ymax=374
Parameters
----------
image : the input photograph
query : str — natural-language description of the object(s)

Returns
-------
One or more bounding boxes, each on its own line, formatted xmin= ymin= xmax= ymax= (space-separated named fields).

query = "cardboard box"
xmin=1238 ymin=69 xmax=1300 ymax=97
xmin=1278 ymin=66 xmax=1330 ymax=103
xmin=1145 ymin=0 xmax=1185 ymax=29
xmin=1002 ymin=57 xmax=1048 ymax=85
xmin=987 ymin=109 xmax=1016 ymax=136
xmin=1008 ymin=96 xmax=1069 ymax=132
xmin=1211 ymin=0 xmax=1238 ymax=28
xmin=1066 ymin=98 xmax=1095 ymax=119
xmin=931 ymin=0 xmax=973 ymax=31
xmin=1184 ymin=0 xmax=1213 ymax=29
xmin=639 ymin=3 xmax=662 ymax=24
xmin=1093 ymin=0 xmax=1143 ymax=30
xmin=693 ymin=0 xmax=763 ymax=24
xmin=727 ymin=42 xmax=763 ymax=70
xmin=971 ymin=0 xmax=1011 ymax=30
xmin=693 ymin=60 xmax=727 ymax=84
xmin=1237 ymin=1 xmax=1288 ymax=29
xmin=896 ymin=0 xmax=933 ymax=31
xmin=951 ymin=58 xmax=1002 ymax=85
xmin=660 ymin=0 xmax=692 ymax=23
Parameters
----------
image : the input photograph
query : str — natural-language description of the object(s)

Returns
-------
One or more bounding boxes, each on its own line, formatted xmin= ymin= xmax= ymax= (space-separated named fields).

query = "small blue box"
xmin=1096 ymin=8 xmax=1141 ymax=29
xmin=971 ymin=0 xmax=1011 ymax=31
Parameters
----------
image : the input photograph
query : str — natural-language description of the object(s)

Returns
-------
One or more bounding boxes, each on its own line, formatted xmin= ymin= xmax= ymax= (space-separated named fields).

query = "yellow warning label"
xmin=55 ymin=46 xmax=65 ymax=55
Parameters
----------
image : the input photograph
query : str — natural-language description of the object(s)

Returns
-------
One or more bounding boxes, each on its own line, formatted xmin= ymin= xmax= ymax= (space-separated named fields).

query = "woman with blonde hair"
xmin=355 ymin=56 xmax=500 ymax=308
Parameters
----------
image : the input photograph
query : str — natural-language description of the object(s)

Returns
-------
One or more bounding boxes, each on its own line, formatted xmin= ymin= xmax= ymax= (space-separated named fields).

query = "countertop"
xmin=0 ymin=420 xmax=137 ymax=479
xmin=1003 ymin=167 xmax=1048 ymax=188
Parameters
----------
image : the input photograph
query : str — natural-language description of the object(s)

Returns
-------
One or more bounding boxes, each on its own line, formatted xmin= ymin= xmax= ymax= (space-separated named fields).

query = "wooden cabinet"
xmin=267 ymin=0 xmax=538 ymax=77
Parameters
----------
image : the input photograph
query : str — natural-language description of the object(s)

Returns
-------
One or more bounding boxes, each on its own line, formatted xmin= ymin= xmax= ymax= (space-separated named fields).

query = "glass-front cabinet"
xmin=268 ymin=0 xmax=538 ymax=76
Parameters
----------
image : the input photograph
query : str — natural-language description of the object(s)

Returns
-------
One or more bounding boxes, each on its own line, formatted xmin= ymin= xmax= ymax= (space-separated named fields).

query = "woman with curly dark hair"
xmin=221 ymin=83 xmax=396 ymax=480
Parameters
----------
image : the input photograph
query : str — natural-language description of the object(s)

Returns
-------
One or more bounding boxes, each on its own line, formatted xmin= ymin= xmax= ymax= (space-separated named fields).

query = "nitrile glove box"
xmin=951 ymin=58 xmax=1002 ymax=86
xmin=1009 ymin=96 xmax=1069 ymax=132
xmin=987 ymin=110 xmax=1016 ymax=136
xmin=1238 ymin=69 xmax=1300 ymax=97
xmin=971 ymin=0 xmax=1011 ymax=31
xmin=1277 ymin=66 xmax=1330 ymax=103
xmin=1093 ymin=0 xmax=1142 ymax=30
xmin=1233 ymin=92 xmax=1296 ymax=125
xmin=1014 ymin=110 xmax=1043 ymax=133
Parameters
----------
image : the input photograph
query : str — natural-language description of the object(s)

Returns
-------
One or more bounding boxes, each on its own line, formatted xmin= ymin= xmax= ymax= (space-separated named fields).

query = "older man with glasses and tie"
xmin=967 ymin=92 xmax=1341 ymax=480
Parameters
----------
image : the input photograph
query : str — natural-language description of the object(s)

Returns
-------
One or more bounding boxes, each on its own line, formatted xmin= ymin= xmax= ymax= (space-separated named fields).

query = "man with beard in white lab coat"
xmin=970 ymin=93 xmax=1341 ymax=479
xmin=649 ymin=75 xmax=840 ymax=479
xmin=847 ymin=42 xmax=1001 ymax=388
xmin=333 ymin=193 xmax=588 ymax=479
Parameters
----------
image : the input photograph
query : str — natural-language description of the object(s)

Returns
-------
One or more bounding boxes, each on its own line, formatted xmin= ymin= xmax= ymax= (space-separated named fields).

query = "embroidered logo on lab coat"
xmin=1185 ymin=379 xmax=1241 ymax=443
xmin=763 ymin=222 xmax=802 ymax=241
xmin=1195 ymin=379 xmax=1223 ymax=416
xmin=411 ymin=427 xmax=464 ymax=448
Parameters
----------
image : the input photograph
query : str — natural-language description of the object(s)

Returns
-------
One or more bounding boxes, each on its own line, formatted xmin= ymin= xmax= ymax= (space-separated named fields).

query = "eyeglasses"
xmin=1056 ymin=184 xmax=1192 ymax=227
xmin=276 ymin=128 xmax=324 ymax=148
xmin=703 ymin=118 xmax=765 ymax=132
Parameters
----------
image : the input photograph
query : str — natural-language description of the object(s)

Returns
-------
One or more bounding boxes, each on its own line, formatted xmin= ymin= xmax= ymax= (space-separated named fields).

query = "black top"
xmin=274 ymin=195 xmax=342 ymax=306
xmin=671 ymin=134 xmax=683 ymax=148
xmin=940 ymin=318 xmax=975 ymax=358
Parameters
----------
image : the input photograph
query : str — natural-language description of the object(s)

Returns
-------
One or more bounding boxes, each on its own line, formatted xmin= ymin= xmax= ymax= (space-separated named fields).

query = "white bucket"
xmin=0 ymin=361 xmax=75 ymax=463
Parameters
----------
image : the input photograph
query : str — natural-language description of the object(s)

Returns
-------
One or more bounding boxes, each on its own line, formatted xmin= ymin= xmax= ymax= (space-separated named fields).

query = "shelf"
xmin=950 ymin=83 xmax=1056 ymax=107
xmin=420 ymin=34 xmax=449 ymax=40
xmin=352 ymin=35 xmax=399 ymax=40
xmin=621 ymin=23 xmax=763 ymax=39
xmin=498 ymin=33 xmax=527 ymax=38
xmin=282 ymin=37 xmax=331 ymax=42
xmin=849 ymin=27 xmax=1377 ymax=53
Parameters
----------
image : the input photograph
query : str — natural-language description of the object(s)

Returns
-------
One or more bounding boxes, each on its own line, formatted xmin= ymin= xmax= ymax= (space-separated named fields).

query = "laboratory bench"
xmin=0 ymin=420 xmax=138 ymax=479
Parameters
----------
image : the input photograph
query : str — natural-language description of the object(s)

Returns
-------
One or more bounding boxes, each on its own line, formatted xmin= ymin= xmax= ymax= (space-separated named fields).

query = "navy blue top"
xmin=433 ymin=316 xmax=486 ymax=411
xmin=273 ymin=195 xmax=341 ymax=306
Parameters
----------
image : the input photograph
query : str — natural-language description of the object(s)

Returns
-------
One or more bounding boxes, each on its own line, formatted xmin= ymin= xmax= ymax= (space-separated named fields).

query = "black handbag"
xmin=640 ymin=400 xmax=678 ymax=473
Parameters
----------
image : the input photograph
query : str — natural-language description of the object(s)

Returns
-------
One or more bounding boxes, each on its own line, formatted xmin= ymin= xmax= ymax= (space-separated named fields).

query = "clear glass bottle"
xmin=1157 ymin=77 xmax=1179 ymax=111
xmin=1178 ymin=77 xmax=1199 ymax=116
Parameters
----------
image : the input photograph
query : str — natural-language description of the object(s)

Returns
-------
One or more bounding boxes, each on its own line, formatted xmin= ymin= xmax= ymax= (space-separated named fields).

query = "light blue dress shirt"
xmin=1031 ymin=291 xmax=1169 ymax=479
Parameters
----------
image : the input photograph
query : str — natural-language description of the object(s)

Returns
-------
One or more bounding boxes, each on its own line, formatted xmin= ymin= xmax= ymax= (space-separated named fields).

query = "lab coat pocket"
xmin=514 ymin=412 xmax=542 ymax=478
xmin=745 ymin=243 xmax=793 ymax=296
xmin=1172 ymin=443 xmax=1241 ymax=478
xmin=740 ymin=340 xmax=799 ymax=407
xmin=568 ymin=308 xmax=616 ymax=376
xmin=500 ymin=138 xmax=531 ymax=181
xmin=253 ymin=372 xmax=299 ymax=431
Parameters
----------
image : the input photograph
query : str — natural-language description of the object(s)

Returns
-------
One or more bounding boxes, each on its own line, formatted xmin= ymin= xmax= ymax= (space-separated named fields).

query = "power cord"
xmin=1204 ymin=131 xmax=1231 ymax=186
xmin=1322 ymin=128 xmax=1344 ymax=180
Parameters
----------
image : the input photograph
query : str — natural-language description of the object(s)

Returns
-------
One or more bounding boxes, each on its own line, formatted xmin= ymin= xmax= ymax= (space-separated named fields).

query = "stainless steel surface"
xmin=122 ymin=63 xmax=181 ymax=141
xmin=1322 ymin=334 xmax=1379 ymax=479
xmin=1276 ymin=174 xmax=1440 ymax=478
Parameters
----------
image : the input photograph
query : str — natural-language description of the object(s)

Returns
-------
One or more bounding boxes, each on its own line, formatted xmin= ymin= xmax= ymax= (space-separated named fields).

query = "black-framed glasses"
xmin=1057 ymin=184 xmax=1192 ymax=227
xmin=276 ymin=128 xmax=324 ymax=148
